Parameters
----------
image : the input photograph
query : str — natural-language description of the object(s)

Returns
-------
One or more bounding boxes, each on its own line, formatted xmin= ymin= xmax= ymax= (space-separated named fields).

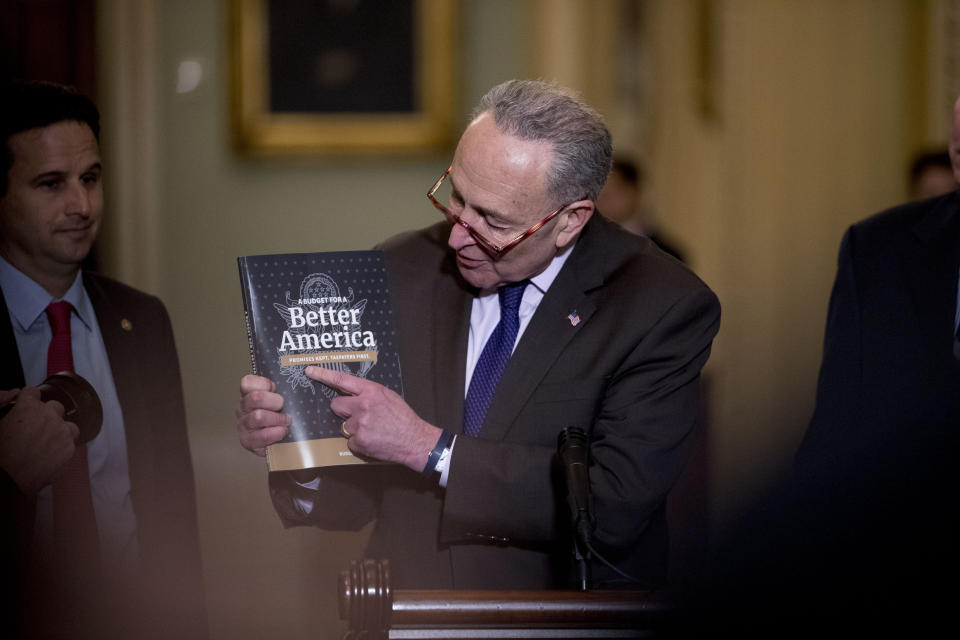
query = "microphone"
xmin=558 ymin=427 xmax=645 ymax=590
xmin=0 ymin=371 xmax=103 ymax=443
xmin=557 ymin=427 xmax=595 ymax=546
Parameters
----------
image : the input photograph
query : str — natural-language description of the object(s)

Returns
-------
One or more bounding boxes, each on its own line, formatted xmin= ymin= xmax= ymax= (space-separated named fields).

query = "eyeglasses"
xmin=427 ymin=166 xmax=572 ymax=259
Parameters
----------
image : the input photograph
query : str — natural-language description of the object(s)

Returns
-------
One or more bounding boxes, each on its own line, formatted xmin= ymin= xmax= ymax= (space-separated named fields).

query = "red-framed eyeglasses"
xmin=427 ymin=167 xmax=574 ymax=259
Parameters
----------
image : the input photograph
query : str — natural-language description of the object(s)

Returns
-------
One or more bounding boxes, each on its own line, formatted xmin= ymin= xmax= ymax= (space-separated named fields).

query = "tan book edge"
xmin=266 ymin=437 xmax=365 ymax=471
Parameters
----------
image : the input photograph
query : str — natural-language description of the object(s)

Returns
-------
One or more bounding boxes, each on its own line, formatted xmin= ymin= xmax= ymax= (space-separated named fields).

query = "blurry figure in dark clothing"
xmin=908 ymin=149 xmax=957 ymax=201
xmin=672 ymin=99 xmax=960 ymax=638
xmin=596 ymin=157 xmax=686 ymax=262
xmin=799 ymin=96 xmax=960 ymax=493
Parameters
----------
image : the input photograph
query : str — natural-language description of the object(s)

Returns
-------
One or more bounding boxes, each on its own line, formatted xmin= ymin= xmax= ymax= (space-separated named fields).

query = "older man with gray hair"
xmin=237 ymin=79 xmax=720 ymax=590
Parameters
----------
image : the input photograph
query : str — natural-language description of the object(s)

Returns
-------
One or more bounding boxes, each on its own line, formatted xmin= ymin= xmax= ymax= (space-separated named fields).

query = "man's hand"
xmin=306 ymin=366 xmax=441 ymax=472
xmin=0 ymin=387 xmax=79 ymax=496
xmin=0 ymin=388 xmax=17 ymax=409
xmin=236 ymin=375 xmax=292 ymax=457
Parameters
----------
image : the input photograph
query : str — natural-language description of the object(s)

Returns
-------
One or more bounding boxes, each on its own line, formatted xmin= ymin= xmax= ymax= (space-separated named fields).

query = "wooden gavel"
xmin=0 ymin=371 xmax=103 ymax=444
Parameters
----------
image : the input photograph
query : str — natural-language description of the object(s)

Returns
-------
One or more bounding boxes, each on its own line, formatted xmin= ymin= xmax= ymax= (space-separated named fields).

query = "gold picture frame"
xmin=228 ymin=0 xmax=455 ymax=155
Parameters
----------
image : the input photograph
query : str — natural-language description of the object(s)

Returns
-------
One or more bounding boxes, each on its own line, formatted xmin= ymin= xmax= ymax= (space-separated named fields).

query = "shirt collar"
xmin=476 ymin=241 xmax=576 ymax=299
xmin=0 ymin=255 xmax=94 ymax=332
xmin=527 ymin=241 xmax=575 ymax=296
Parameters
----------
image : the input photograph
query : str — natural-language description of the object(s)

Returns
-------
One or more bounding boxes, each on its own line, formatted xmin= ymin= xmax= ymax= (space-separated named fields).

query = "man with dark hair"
xmin=908 ymin=149 xmax=957 ymax=201
xmin=237 ymin=80 xmax=720 ymax=590
xmin=0 ymin=81 xmax=207 ymax=639
xmin=0 ymin=81 xmax=101 ymax=193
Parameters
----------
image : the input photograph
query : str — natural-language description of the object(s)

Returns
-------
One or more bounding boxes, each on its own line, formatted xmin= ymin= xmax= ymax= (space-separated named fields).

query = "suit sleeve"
xmin=0 ymin=293 xmax=32 ymax=622
xmin=137 ymin=298 xmax=210 ymax=638
xmin=440 ymin=285 xmax=721 ymax=557
xmin=795 ymin=228 xmax=862 ymax=480
xmin=269 ymin=465 xmax=381 ymax=531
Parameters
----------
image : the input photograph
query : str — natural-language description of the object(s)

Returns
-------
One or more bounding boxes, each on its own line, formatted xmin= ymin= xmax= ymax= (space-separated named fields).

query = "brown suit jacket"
xmin=0 ymin=272 xmax=207 ymax=639
xmin=271 ymin=215 xmax=721 ymax=589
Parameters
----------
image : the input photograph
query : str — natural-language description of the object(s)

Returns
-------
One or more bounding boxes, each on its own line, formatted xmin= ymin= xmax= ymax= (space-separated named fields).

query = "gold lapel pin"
xmin=121 ymin=318 xmax=133 ymax=331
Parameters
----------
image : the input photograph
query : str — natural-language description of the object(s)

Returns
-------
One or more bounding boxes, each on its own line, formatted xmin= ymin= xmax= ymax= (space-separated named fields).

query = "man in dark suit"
xmin=798 ymin=95 xmax=960 ymax=483
xmin=238 ymin=80 xmax=720 ymax=590
xmin=0 ymin=81 xmax=207 ymax=639
xmin=758 ymin=97 xmax=960 ymax=635
xmin=661 ymin=101 xmax=960 ymax=639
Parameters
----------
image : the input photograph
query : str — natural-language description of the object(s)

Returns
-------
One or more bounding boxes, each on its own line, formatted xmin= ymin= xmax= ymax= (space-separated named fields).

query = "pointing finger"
xmin=306 ymin=366 xmax=366 ymax=395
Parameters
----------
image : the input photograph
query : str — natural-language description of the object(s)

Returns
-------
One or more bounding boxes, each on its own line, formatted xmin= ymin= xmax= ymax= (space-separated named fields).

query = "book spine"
xmin=237 ymin=257 xmax=260 ymax=377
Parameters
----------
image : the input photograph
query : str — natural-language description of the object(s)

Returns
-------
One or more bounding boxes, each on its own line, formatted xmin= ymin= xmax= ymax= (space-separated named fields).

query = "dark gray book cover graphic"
xmin=237 ymin=251 xmax=403 ymax=470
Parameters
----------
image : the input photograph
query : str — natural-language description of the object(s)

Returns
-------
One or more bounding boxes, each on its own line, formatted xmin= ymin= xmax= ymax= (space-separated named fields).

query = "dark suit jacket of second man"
xmin=799 ymin=191 xmax=960 ymax=484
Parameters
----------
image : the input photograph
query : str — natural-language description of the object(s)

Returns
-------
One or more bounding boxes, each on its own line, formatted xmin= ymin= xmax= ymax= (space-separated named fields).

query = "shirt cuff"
xmin=437 ymin=435 xmax=456 ymax=488
xmin=292 ymin=472 xmax=322 ymax=515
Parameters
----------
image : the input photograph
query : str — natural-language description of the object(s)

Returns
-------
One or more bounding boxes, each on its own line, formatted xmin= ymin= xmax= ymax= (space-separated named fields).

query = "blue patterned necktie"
xmin=463 ymin=280 xmax=529 ymax=437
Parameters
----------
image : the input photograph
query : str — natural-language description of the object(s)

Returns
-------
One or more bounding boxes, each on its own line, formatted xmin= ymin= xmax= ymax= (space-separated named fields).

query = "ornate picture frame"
xmin=228 ymin=0 xmax=456 ymax=155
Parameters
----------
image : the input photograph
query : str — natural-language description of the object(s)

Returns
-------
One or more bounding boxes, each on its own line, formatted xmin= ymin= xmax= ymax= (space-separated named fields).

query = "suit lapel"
xmin=0 ymin=288 xmax=26 ymax=390
xmin=431 ymin=262 xmax=472 ymax=432
xmin=83 ymin=275 xmax=154 ymax=514
xmin=480 ymin=218 xmax=607 ymax=442
xmin=0 ymin=287 xmax=34 ymax=544
xmin=903 ymin=196 xmax=960 ymax=360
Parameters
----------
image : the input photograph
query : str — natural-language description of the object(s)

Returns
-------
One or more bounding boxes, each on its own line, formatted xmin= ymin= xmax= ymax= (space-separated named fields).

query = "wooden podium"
xmin=339 ymin=559 xmax=676 ymax=639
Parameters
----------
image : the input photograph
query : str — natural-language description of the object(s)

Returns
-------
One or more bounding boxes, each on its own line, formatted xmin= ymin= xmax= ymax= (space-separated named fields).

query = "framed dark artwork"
xmin=229 ymin=0 xmax=455 ymax=154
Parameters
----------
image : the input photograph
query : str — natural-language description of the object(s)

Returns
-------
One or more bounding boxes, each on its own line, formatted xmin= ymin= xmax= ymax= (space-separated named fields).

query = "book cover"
xmin=237 ymin=251 xmax=403 ymax=471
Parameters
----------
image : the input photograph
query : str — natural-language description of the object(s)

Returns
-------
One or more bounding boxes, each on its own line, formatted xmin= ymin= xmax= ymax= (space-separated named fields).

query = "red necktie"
xmin=45 ymin=301 xmax=100 ymax=569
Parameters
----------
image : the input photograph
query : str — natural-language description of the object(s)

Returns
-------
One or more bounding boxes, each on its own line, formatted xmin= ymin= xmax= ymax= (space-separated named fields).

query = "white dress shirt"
xmin=439 ymin=244 xmax=575 ymax=485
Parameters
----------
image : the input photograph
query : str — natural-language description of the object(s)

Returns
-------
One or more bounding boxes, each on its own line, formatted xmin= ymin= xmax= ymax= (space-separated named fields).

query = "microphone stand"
xmin=574 ymin=526 xmax=592 ymax=591
xmin=558 ymin=427 xmax=595 ymax=591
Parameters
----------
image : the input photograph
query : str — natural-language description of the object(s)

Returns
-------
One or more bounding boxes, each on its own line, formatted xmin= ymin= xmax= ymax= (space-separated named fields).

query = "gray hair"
xmin=471 ymin=79 xmax=612 ymax=204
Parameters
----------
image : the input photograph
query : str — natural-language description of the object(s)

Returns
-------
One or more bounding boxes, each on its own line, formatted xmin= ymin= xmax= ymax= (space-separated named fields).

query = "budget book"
xmin=237 ymin=251 xmax=403 ymax=471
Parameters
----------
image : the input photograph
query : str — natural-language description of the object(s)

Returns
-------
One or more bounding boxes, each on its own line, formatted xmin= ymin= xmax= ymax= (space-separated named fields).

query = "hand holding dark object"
xmin=37 ymin=371 xmax=103 ymax=444
xmin=0 ymin=371 xmax=102 ymax=444
xmin=0 ymin=386 xmax=78 ymax=496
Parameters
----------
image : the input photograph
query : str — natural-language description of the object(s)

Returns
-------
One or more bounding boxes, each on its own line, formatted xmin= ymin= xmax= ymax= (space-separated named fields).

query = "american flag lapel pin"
xmin=567 ymin=310 xmax=580 ymax=326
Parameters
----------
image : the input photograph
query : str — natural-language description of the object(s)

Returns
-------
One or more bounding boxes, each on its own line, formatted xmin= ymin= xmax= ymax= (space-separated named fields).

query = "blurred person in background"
xmin=908 ymin=149 xmax=957 ymax=201
xmin=596 ymin=156 xmax=686 ymax=262
xmin=0 ymin=80 xmax=207 ymax=640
